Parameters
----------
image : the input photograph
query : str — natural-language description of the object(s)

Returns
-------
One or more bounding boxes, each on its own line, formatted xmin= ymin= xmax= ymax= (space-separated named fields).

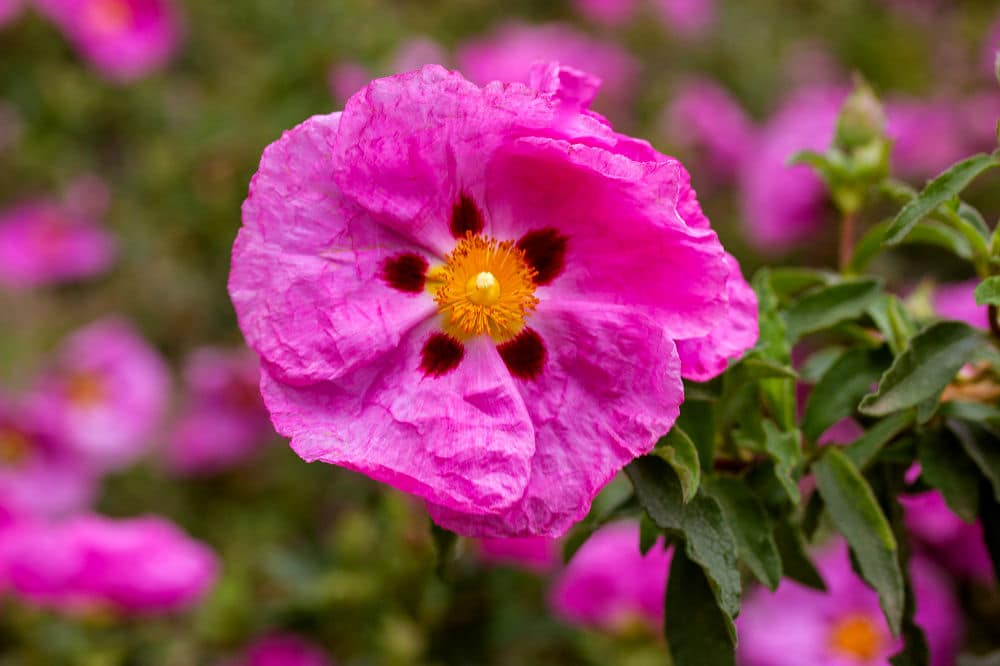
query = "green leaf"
xmin=772 ymin=519 xmax=826 ymax=591
xmin=639 ymin=512 xmax=660 ymax=556
xmin=974 ymin=276 xmax=1000 ymax=306
xmin=814 ymin=448 xmax=903 ymax=635
xmin=767 ymin=267 xmax=838 ymax=301
xmin=783 ymin=279 xmax=883 ymax=341
xmin=979 ymin=484 xmax=1000 ymax=587
xmin=885 ymin=153 xmax=1000 ymax=245
xmin=727 ymin=356 xmax=798 ymax=384
xmin=866 ymin=294 xmax=918 ymax=356
xmin=652 ymin=427 xmax=702 ymax=503
xmin=626 ymin=456 xmax=741 ymax=619
xmin=851 ymin=219 xmax=974 ymax=273
xmin=958 ymin=652 xmax=1000 ymax=666
xmin=917 ymin=428 xmax=980 ymax=522
xmin=950 ymin=421 xmax=1000 ymax=503
xmin=802 ymin=347 xmax=892 ymax=441
xmin=798 ymin=346 xmax=847 ymax=384
xmin=430 ymin=521 xmax=460 ymax=579
xmin=859 ymin=321 xmax=985 ymax=417
xmin=844 ymin=411 xmax=914 ymax=469
xmin=677 ymin=400 xmax=716 ymax=473
xmin=762 ymin=421 xmax=802 ymax=505
xmin=665 ymin=547 xmax=736 ymax=666
xmin=706 ymin=477 xmax=783 ymax=590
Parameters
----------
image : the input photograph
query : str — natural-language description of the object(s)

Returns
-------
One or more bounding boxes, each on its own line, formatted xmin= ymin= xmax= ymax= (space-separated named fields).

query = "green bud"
xmin=835 ymin=77 xmax=887 ymax=151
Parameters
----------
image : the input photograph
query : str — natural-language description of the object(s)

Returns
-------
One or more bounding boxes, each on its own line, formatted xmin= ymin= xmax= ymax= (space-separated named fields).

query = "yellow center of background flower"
xmin=431 ymin=234 xmax=538 ymax=342
xmin=828 ymin=614 xmax=885 ymax=661
xmin=0 ymin=428 xmax=31 ymax=467
xmin=66 ymin=372 xmax=107 ymax=408
xmin=85 ymin=0 xmax=133 ymax=35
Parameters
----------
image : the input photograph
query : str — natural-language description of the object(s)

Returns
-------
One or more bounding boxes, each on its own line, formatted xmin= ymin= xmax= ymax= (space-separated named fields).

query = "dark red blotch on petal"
xmin=382 ymin=253 xmax=429 ymax=293
xmin=517 ymin=229 xmax=568 ymax=286
xmin=420 ymin=333 xmax=465 ymax=377
xmin=497 ymin=328 xmax=546 ymax=380
xmin=450 ymin=193 xmax=485 ymax=238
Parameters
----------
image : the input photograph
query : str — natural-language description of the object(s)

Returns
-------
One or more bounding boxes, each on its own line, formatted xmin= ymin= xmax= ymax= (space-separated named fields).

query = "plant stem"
xmin=839 ymin=211 xmax=857 ymax=273
xmin=989 ymin=304 xmax=1000 ymax=339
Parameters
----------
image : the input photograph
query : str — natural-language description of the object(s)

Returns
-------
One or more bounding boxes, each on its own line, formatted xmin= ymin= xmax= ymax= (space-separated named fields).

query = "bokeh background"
xmin=2 ymin=1 xmax=1000 ymax=664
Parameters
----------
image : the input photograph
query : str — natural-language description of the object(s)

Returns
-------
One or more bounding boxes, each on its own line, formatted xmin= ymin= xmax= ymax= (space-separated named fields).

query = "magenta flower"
xmin=328 ymin=62 xmax=371 ymax=104
xmin=0 ymin=0 xmax=21 ymax=27
xmin=549 ymin=522 xmax=670 ymax=632
xmin=0 ymin=513 xmax=218 ymax=615
xmin=390 ymin=37 xmax=448 ymax=73
xmin=0 ymin=395 xmax=95 ymax=519
xmin=456 ymin=23 xmax=639 ymax=116
xmin=740 ymin=87 xmax=844 ymax=253
xmin=231 ymin=633 xmax=333 ymax=666
xmin=933 ymin=280 xmax=988 ymax=330
xmin=33 ymin=0 xmax=180 ymax=83
xmin=886 ymin=99 xmax=966 ymax=180
xmin=653 ymin=0 xmax=715 ymax=37
xmin=0 ymin=196 xmax=115 ymax=289
xmin=477 ymin=536 xmax=559 ymax=572
xmin=572 ymin=0 xmax=638 ymax=27
xmin=663 ymin=78 xmax=755 ymax=185
xmin=230 ymin=64 xmax=754 ymax=537
xmin=166 ymin=347 xmax=273 ymax=475
xmin=738 ymin=540 xmax=962 ymax=666
xmin=32 ymin=318 xmax=169 ymax=471
xmin=901 ymin=490 xmax=994 ymax=583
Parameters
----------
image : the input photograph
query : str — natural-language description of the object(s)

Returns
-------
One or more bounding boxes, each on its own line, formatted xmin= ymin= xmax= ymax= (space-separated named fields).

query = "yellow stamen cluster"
xmin=85 ymin=0 xmax=133 ymax=34
xmin=65 ymin=372 xmax=107 ymax=408
xmin=431 ymin=234 xmax=538 ymax=342
xmin=828 ymin=614 xmax=884 ymax=661
xmin=0 ymin=428 xmax=30 ymax=467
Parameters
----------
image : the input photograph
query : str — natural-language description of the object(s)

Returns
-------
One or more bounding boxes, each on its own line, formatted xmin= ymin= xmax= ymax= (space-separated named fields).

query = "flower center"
xmin=828 ymin=614 xmax=885 ymax=661
xmin=432 ymin=234 xmax=538 ymax=342
xmin=65 ymin=372 xmax=107 ymax=408
xmin=85 ymin=0 xmax=134 ymax=35
xmin=0 ymin=427 xmax=31 ymax=467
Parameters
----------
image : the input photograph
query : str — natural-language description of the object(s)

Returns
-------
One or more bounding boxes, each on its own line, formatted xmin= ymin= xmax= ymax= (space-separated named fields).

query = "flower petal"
xmin=427 ymin=301 xmax=683 ymax=537
xmin=484 ymin=136 xmax=730 ymax=340
xmin=677 ymin=253 xmax=759 ymax=381
xmin=260 ymin=328 xmax=535 ymax=515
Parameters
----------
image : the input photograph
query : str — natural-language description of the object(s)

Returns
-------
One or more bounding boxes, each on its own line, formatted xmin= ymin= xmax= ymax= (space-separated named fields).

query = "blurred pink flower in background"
xmin=0 ymin=513 xmax=218 ymax=615
xmin=549 ymin=522 xmax=670 ymax=632
xmin=738 ymin=540 xmax=962 ymax=666
xmin=456 ymin=23 xmax=640 ymax=115
xmin=739 ymin=87 xmax=844 ymax=253
xmin=0 ymin=396 xmax=95 ymax=520
xmin=166 ymin=347 xmax=273 ymax=475
xmin=389 ymin=36 xmax=448 ymax=73
xmin=572 ymin=0 xmax=638 ymax=27
xmin=32 ymin=318 xmax=169 ymax=471
xmin=33 ymin=0 xmax=181 ymax=82
xmin=662 ymin=78 xmax=755 ymax=184
xmin=901 ymin=490 xmax=994 ymax=583
xmin=886 ymin=99 xmax=966 ymax=180
xmin=0 ymin=188 xmax=116 ymax=290
xmin=328 ymin=62 xmax=371 ymax=104
xmin=231 ymin=633 xmax=333 ymax=666
xmin=933 ymin=280 xmax=988 ymax=330
xmin=653 ymin=0 xmax=715 ymax=37
xmin=477 ymin=536 xmax=559 ymax=572
xmin=0 ymin=0 xmax=21 ymax=27
xmin=956 ymin=91 xmax=1000 ymax=155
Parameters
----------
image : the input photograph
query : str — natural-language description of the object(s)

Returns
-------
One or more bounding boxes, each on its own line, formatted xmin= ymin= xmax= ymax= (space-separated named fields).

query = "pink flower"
xmin=166 ymin=347 xmax=273 ymax=475
xmin=740 ymin=87 xmax=844 ymax=252
xmin=662 ymin=79 xmax=755 ymax=184
xmin=0 ymin=396 xmax=95 ymax=519
xmin=33 ymin=0 xmax=181 ymax=82
xmin=0 ymin=195 xmax=115 ymax=289
xmin=738 ymin=540 xmax=962 ymax=666
xmin=653 ymin=0 xmax=715 ymax=37
xmin=572 ymin=0 xmax=638 ymax=27
xmin=901 ymin=490 xmax=994 ymax=583
xmin=0 ymin=0 xmax=22 ymax=27
xmin=886 ymin=99 xmax=966 ymax=180
xmin=231 ymin=633 xmax=333 ymax=666
xmin=328 ymin=62 xmax=371 ymax=104
xmin=477 ymin=536 xmax=559 ymax=572
xmin=456 ymin=23 xmax=639 ymax=116
xmin=0 ymin=513 xmax=218 ymax=615
xmin=390 ymin=37 xmax=448 ymax=73
xmin=32 ymin=318 xmax=169 ymax=471
xmin=229 ymin=64 xmax=754 ymax=537
xmin=549 ymin=522 xmax=670 ymax=632
xmin=933 ymin=280 xmax=988 ymax=330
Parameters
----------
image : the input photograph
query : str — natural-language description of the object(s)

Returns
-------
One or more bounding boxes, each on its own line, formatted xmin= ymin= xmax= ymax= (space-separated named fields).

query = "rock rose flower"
xmin=230 ymin=633 xmax=334 ymax=666
xmin=33 ymin=0 xmax=180 ymax=82
xmin=229 ymin=63 xmax=756 ymax=537
xmin=0 ymin=513 xmax=218 ymax=615
xmin=477 ymin=536 xmax=559 ymax=572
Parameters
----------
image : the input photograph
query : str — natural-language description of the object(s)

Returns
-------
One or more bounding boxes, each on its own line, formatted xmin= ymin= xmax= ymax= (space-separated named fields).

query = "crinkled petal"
xmin=677 ymin=253 xmax=759 ymax=381
xmin=428 ymin=301 xmax=683 ymax=537
xmin=485 ymin=136 xmax=729 ymax=340
xmin=261 ymin=328 xmax=535 ymax=515
xmin=231 ymin=112 xmax=438 ymax=384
